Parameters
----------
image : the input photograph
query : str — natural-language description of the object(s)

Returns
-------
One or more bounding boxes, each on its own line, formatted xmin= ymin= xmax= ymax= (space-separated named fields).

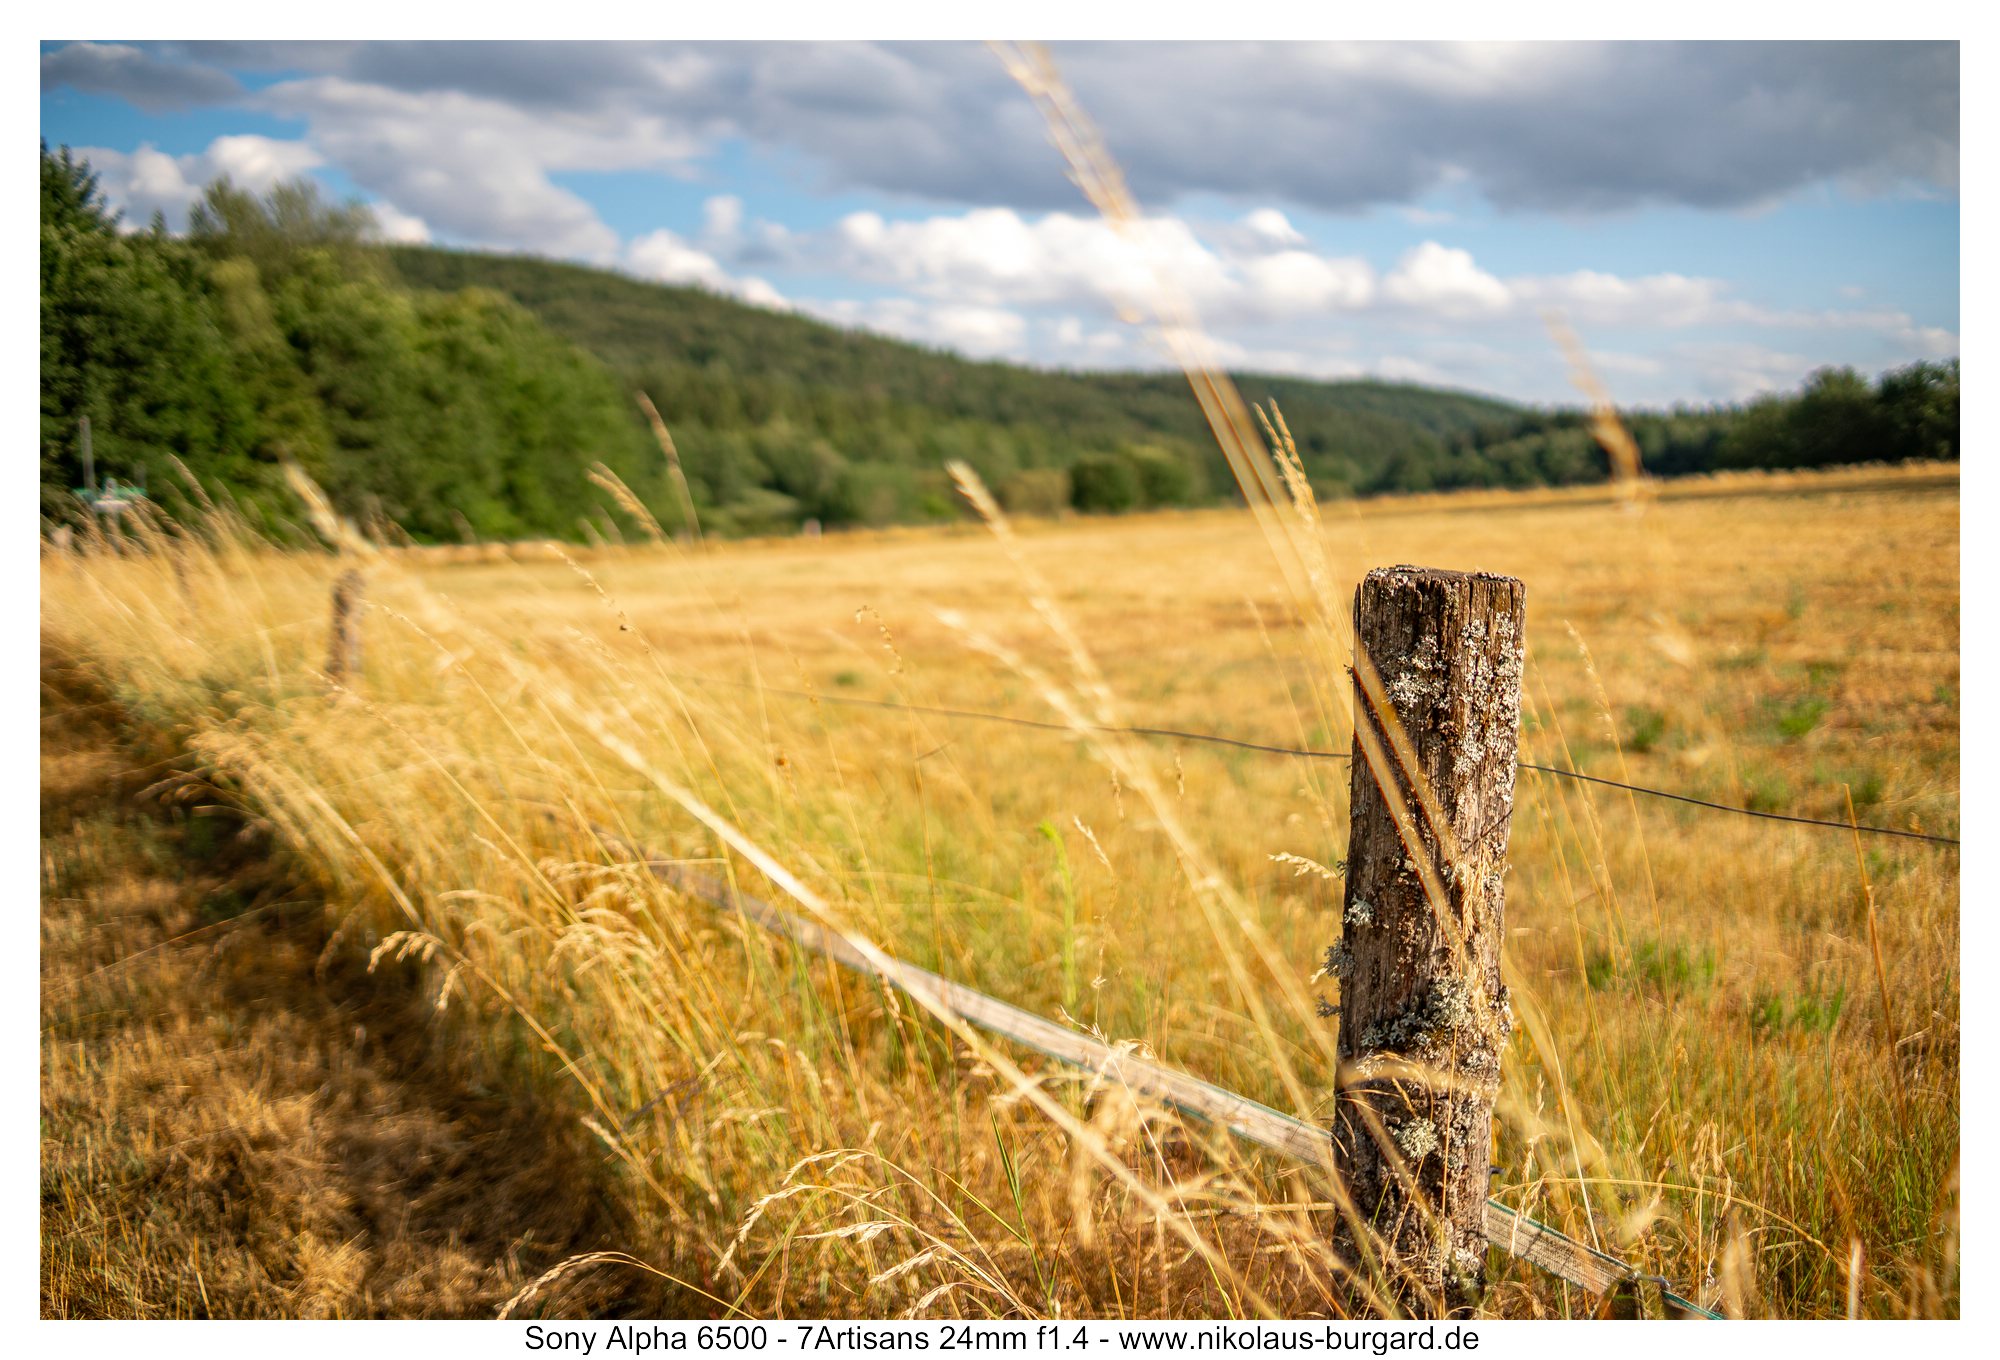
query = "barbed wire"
xmin=673 ymin=676 xmax=1958 ymax=848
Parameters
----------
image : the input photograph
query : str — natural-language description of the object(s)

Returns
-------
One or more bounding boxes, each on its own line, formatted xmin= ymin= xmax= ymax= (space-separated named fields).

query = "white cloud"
xmin=1891 ymin=324 xmax=1960 ymax=358
xmin=75 ymin=135 xmax=323 ymax=229
xmin=1239 ymin=251 xmax=1376 ymax=312
xmin=734 ymin=276 xmax=789 ymax=310
xmin=1675 ymin=341 xmax=1815 ymax=401
xmin=1241 ymin=208 xmax=1306 ymax=247
xmin=1049 ymin=315 xmax=1129 ymax=359
xmin=628 ymin=228 xmax=731 ymax=289
xmin=626 ymin=228 xmax=786 ymax=309
xmin=701 ymin=194 xmax=744 ymax=246
xmin=366 ymin=202 xmax=431 ymax=243
xmin=1511 ymin=269 xmax=1727 ymax=328
xmin=804 ymin=297 xmax=1029 ymax=358
xmin=1383 ymin=242 xmax=1511 ymax=316
xmin=205 ymin=134 xmax=325 ymax=190
xmin=816 ymin=206 xmax=1372 ymax=327
xmin=1586 ymin=350 xmax=1668 ymax=378
xmin=252 ymin=75 xmax=706 ymax=260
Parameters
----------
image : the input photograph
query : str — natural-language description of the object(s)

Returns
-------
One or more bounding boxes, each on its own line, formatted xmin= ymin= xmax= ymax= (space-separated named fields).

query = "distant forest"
xmin=41 ymin=146 xmax=1960 ymax=542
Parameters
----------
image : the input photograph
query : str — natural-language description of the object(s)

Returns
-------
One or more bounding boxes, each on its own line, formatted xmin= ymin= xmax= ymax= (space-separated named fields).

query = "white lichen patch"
xmin=1394 ymin=1117 xmax=1439 ymax=1161
xmin=1358 ymin=974 xmax=1483 ymax=1054
xmin=1324 ymin=940 xmax=1355 ymax=982
xmin=1447 ymin=603 xmax=1526 ymax=780
xmin=1386 ymin=633 xmax=1444 ymax=712
xmin=1429 ymin=975 xmax=1476 ymax=1031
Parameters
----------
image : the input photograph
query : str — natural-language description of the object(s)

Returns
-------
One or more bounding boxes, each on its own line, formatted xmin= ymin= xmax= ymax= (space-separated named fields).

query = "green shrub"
xmin=1069 ymin=453 xmax=1141 ymax=514
xmin=1127 ymin=444 xmax=1202 ymax=507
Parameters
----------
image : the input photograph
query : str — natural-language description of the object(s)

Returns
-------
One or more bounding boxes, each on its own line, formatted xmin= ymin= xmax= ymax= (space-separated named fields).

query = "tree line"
xmin=41 ymin=146 xmax=659 ymax=541
xmin=41 ymin=146 xmax=1958 ymax=543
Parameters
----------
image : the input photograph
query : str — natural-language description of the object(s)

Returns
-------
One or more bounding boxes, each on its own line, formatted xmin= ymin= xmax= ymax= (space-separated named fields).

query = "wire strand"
xmin=672 ymin=675 xmax=1958 ymax=848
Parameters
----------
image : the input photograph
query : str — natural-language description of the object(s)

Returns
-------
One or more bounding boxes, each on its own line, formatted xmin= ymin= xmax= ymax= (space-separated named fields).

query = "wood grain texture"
xmin=1333 ymin=566 xmax=1525 ymax=1314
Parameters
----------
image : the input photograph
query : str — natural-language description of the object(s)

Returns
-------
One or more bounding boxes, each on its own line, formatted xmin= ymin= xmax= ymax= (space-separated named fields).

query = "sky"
xmin=38 ymin=39 xmax=1961 ymax=407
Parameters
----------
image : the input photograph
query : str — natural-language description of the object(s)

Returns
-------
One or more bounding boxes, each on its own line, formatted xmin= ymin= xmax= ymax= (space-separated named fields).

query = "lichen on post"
xmin=1329 ymin=565 xmax=1526 ymax=1316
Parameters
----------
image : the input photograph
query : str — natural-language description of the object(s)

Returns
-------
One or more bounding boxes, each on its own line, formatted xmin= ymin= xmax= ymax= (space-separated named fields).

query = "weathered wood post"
xmin=1330 ymin=566 xmax=1525 ymax=1315
xmin=326 ymin=568 xmax=366 ymax=688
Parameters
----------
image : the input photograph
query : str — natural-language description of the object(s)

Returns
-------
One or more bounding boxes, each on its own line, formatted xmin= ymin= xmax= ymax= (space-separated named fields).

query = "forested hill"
xmin=42 ymin=149 xmax=1957 ymax=544
xmin=385 ymin=246 xmax=1523 ymax=519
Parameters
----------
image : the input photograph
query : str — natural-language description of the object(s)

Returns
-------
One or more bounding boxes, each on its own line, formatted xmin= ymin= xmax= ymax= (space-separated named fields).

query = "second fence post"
xmin=1330 ymin=565 xmax=1526 ymax=1316
xmin=326 ymin=567 xmax=366 ymax=688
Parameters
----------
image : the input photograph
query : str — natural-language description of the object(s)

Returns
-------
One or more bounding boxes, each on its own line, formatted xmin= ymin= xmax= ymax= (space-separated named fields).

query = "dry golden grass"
xmin=40 ymin=461 xmax=1958 ymax=1319
xmin=40 ymin=661 xmax=646 ymax=1318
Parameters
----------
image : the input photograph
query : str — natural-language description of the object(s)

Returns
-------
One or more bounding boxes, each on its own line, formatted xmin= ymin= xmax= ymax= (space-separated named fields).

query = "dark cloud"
xmin=41 ymin=41 xmax=240 ymax=113
xmin=1051 ymin=41 xmax=1959 ymax=213
xmin=45 ymin=40 xmax=1958 ymax=215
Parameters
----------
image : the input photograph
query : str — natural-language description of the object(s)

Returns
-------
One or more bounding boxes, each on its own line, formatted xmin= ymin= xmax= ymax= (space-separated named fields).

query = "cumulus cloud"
xmin=1238 ymin=250 xmax=1376 ymax=312
xmin=76 ymin=135 xmax=323 ymax=229
xmin=1242 ymin=208 xmax=1306 ymax=247
xmin=42 ymin=41 xmax=239 ymax=112
xmin=366 ymin=202 xmax=432 ymax=244
xmin=204 ymin=134 xmax=326 ymax=190
xmin=803 ymin=297 xmax=1030 ymax=358
xmin=751 ymin=206 xmax=1949 ymax=388
xmin=700 ymin=195 xmax=745 ymax=247
xmin=1383 ymin=242 xmax=1510 ymax=317
xmin=627 ymin=228 xmax=732 ymax=289
xmin=809 ymin=206 xmax=1371 ymax=326
xmin=249 ymin=75 xmax=707 ymax=260
xmin=626 ymin=228 xmax=786 ymax=308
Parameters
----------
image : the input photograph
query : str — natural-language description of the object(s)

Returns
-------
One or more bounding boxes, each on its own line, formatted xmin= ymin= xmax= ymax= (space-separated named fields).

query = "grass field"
xmin=40 ymin=463 xmax=1959 ymax=1319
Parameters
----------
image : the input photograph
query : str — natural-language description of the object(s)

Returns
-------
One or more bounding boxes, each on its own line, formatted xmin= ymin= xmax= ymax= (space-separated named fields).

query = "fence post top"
xmin=1364 ymin=564 xmax=1524 ymax=591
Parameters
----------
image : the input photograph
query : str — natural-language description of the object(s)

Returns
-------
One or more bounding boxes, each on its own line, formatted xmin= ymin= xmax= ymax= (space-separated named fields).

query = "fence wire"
xmin=670 ymin=677 xmax=1957 ymax=848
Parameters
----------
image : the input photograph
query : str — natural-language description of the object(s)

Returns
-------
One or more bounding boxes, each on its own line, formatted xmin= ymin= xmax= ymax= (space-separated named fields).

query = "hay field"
xmin=40 ymin=463 xmax=1959 ymax=1319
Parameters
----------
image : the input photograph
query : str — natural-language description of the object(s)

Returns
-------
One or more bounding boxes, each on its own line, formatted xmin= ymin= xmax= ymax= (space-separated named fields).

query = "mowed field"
xmin=41 ymin=465 xmax=1959 ymax=1319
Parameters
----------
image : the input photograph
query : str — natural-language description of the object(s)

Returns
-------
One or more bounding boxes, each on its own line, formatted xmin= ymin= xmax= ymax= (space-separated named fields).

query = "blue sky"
xmin=39 ymin=40 xmax=1959 ymax=406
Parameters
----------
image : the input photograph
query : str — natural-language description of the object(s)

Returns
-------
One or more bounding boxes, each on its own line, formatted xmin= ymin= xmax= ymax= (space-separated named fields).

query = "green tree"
xmin=1069 ymin=452 xmax=1141 ymax=513
xmin=1876 ymin=360 xmax=1958 ymax=462
xmin=188 ymin=177 xmax=377 ymax=281
xmin=1788 ymin=366 xmax=1890 ymax=467
xmin=1126 ymin=443 xmax=1202 ymax=506
xmin=40 ymin=146 xmax=270 ymax=518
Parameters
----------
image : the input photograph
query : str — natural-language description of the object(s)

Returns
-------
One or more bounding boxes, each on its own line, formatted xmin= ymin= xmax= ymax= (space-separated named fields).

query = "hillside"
xmin=382 ymin=248 xmax=1959 ymax=519
xmin=385 ymin=247 xmax=1526 ymax=514
xmin=41 ymin=151 xmax=1956 ymax=544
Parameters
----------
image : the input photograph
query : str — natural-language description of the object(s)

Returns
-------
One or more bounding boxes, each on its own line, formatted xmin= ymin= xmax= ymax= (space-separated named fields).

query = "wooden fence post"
xmin=326 ymin=568 xmax=365 ymax=687
xmin=1331 ymin=566 xmax=1526 ymax=1315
